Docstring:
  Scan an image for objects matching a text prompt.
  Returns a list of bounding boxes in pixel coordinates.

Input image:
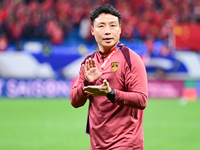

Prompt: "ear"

[91,26,94,35]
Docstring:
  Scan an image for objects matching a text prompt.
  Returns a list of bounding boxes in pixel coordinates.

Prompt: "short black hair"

[90,4,121,26]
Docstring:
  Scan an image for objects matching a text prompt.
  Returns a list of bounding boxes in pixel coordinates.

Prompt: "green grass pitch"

[0,98,199,150]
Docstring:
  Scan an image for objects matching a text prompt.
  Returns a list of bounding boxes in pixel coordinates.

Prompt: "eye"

[111,24,116,27]
[98,25,104,28]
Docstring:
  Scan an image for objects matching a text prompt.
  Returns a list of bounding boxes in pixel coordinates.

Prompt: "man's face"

[91,13,121,52]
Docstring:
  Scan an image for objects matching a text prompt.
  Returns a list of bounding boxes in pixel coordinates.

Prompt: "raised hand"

[82,58,105,82]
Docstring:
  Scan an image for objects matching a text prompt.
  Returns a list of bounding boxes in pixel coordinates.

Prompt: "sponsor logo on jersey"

[111,62,119,72]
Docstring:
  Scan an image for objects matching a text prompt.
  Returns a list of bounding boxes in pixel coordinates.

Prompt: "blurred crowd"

[0,0,200,51]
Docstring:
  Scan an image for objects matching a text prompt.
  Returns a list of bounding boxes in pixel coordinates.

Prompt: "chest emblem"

[111,62,119,72]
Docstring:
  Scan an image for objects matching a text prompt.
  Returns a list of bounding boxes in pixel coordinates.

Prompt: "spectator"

[0,0,199,48]
[0,33,8,51]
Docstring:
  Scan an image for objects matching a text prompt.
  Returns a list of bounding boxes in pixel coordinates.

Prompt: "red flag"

[174,24,200,51]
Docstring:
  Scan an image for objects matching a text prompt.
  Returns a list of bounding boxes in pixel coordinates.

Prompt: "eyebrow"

[97,21,118,24]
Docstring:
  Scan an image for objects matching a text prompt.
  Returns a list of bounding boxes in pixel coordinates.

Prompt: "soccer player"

[70,4,148,150]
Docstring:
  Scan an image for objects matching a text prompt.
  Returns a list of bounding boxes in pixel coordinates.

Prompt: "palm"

[83,79,111,96]
[86,66,103,81]
[82,58,104,82]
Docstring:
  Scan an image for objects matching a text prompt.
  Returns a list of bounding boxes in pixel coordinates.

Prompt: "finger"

[83,86,92,92]
[92,58,96,68]
[83,86,88,91]
[84,86,96,94]
[82,64,86,75]
[89,58,93,68]
[86,59,89,70]
[84,85,98,90]
[84,90,94,96]
[103,79,109,86]
[84,86,101,94]
[103,79,111,93]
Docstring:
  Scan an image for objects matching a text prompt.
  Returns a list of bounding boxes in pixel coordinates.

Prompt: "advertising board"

[0,78,71,98]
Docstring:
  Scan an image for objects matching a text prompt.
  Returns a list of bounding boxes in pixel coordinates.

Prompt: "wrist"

[84,79,96,86]
[106,88,115,103]
[107,87,112,94]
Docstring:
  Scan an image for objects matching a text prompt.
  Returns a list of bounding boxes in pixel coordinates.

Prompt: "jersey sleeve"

[114,51,148,110]
[70,65,88,108]
[70,52,97,108]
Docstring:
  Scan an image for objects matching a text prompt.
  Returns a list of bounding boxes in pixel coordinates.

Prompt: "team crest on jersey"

[111,62,119,72]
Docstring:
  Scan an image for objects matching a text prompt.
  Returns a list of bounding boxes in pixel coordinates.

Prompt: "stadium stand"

[0,0,200,47]
[0,0,200,79]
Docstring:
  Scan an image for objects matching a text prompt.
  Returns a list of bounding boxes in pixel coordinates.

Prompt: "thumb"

[103,79,109,86]
[103,79,111,93]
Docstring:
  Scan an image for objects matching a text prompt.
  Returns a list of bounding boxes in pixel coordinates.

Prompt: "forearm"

[114,89,148,110]
[70,82,88,108]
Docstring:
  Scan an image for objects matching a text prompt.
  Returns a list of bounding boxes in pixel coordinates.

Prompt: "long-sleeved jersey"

[70,42,148,150]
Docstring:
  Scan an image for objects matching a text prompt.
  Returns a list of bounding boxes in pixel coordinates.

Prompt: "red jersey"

[70,42,148,150]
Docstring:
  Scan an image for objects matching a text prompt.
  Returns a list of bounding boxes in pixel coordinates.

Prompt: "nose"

[104,26,111,35]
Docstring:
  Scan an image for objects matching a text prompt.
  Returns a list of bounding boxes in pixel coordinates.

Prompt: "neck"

[99,42,119,53]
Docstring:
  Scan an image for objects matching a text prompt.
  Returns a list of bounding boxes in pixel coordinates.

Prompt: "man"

[70,4,148,150]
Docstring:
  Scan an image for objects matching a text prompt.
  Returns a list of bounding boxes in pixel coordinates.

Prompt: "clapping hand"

[82,58,105,82]
[83,79,111,96]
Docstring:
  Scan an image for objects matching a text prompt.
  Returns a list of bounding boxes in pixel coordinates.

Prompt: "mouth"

[103,38,113,42]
